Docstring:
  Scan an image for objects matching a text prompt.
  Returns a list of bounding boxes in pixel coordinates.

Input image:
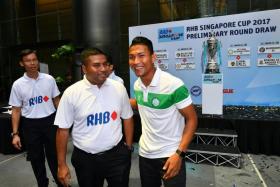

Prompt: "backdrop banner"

[129,9,280,107]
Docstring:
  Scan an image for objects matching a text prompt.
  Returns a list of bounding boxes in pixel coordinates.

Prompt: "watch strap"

[11,131,19,137]
[176,149,186,158]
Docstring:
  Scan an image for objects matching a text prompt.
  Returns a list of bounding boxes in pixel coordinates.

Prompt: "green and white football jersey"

[134,68,192,158]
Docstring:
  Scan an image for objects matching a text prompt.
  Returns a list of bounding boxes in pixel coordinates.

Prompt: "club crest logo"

[152,98,160,107]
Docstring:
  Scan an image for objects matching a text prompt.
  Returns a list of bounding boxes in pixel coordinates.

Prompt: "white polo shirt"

[134,68,192,158]
[54,76,133,154]
[9,72,60,118]
[108,71,124,84]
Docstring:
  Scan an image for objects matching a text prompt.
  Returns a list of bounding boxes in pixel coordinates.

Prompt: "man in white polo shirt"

[129,36,197,187]
[55,48,134,187]
[9,49,62,187]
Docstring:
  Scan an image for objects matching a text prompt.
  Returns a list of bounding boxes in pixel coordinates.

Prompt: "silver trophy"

[203,33,221,74]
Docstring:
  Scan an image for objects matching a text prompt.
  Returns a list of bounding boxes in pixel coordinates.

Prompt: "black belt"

[74,140,124,156]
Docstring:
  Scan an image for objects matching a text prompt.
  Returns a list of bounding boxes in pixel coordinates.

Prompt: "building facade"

[0,0,279,104]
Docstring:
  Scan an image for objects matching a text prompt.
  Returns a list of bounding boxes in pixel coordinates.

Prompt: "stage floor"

[0,142,279,187]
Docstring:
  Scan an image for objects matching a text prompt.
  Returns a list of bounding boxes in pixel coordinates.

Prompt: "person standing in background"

[9,49,62,187]
[106,55,124,84]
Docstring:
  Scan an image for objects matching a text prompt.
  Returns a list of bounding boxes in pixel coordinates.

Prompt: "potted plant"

[52,44,76,92]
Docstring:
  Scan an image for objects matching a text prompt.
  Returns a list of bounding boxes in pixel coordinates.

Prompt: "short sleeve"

[174,85,192,109]
[51,77,60,98]
[54,91,74,128]
[120,86,133,119]
[8,83,22,107]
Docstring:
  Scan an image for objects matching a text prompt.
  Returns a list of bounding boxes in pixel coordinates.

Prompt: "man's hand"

[162,153,182,180]
[58,164,71,187]
[12,135,22,150]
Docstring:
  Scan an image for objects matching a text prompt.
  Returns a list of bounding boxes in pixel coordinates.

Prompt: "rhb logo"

[29,96,49,106]
[87,111,118,126]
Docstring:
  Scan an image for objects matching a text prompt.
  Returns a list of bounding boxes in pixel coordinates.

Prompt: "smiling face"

[129,44,156,82]
[20,52,39,74]
[82,54,109,87]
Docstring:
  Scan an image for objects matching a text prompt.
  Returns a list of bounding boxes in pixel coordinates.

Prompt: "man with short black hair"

[129,36,197,187]
[9,49,62,187]
[55,47,134,187]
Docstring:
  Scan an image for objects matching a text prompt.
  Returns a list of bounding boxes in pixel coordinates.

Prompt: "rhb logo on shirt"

[87,111,118,126]
[29,96,49,106]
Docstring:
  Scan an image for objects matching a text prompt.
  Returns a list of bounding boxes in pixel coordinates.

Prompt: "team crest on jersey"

[152,98,160,107]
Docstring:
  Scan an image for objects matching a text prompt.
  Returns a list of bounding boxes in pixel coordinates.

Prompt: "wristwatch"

[127,145,134,152]
[11,131,19,137]
[124,142,134,152]
[176,149,186,158]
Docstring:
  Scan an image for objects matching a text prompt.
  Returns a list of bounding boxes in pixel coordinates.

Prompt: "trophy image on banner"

[202,32,223,115]
[203,33,222,74]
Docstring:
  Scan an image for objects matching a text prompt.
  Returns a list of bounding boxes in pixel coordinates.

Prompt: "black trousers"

[71,140,132,187]
[139,156,186,187]
[22,113,62,187]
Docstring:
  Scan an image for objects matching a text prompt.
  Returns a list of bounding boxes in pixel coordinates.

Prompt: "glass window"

[138,0,173,24]
[37,0,58,14]
[59,10,73,40]
[0,0,14,21]
[58,0,72,11]
[267,0,280,9]
[251,0,280,11]
[159,0,172,22]
[120,34,129,63]
[172,0,200,20]
[37,14,58,42]
[235,0,250,13]
[119,34,130,89]
[227,0,280,14]
[139,0,162,24]
[120,0,138,34]
[15,0,36,18]
[17,18,37,44]
[251,0,267,11]
[197,0,216,17]
[0,47,16,104]
[213,0,227,16]
[0,21,16,45]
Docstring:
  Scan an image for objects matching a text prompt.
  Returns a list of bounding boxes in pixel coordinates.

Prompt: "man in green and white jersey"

[129,36,197,187]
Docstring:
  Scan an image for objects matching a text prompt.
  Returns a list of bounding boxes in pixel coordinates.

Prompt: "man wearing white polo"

[55,48,134,187]
[129,36,197,187]
[9,49,61,187]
